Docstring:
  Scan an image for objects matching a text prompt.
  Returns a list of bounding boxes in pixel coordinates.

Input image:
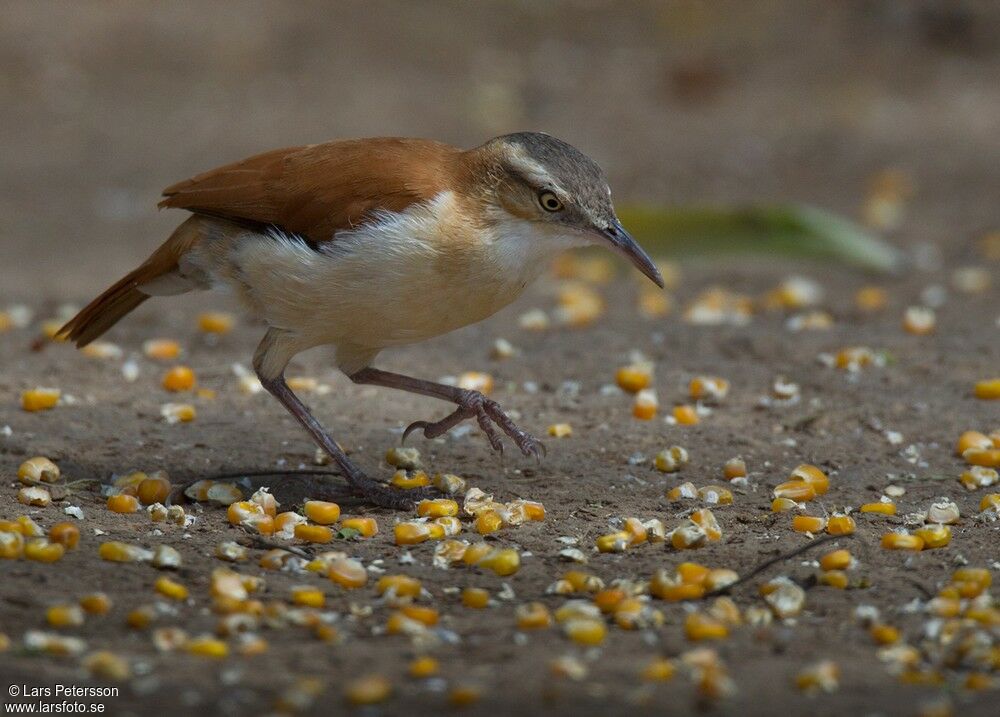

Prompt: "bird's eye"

[538,191,563,212]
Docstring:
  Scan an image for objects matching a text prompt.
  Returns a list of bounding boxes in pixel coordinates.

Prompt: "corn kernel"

[291,586,325,608]
[927,596,962,618]
[792,515,826,533]
[902,306,935,335]
[408,656,439,679]
[432,472,467,495]
[476,548,520,576]
[18,486,51,507]
[341,516,378,537]
[870,624,900,645]
[248,487,278,516]
[819,549,852,571]
[18,457,60,484]
[516,602,552,629]
[390,470,430,489]
[957,430,992,455]
[416,498,458,518]
[17,516,44,537]
[685,612,728,641]
[21,388,60,411]
[654,445,689,473]
[461,587,489,608]
[689,376,729,401]
[593,588,626,613]
[83,651,130,681]
[106,493,139,513]
[143,338,181,360]
[881,532,924,550]
[964,449,1000,468]
[160,402,196,423]
[790,464,829,494]
[46,605,84,628]
[650,573,705,602]
[771,497,801,513]
[345,675,391,705]
[960,466,999,490]
[400,604,438,626]
[563,618,606,645]
[616,364,652,393]
[860,501,896,515]
[855,286,887,311]
[690,509,722,540]
[462,542,492,566]
[187,636,228,658]
[155,576,189,601]
[795,660,840,693]
[641,657,676,682]
[818,570,849,589]
[596,530,631,553]
[632,389,658,420]
[671,523,708,550]
[723,457,747,481]
[79,593,111,615]
[667,481,698,500]
[385,446,421,469]
[826,514,856,536]
[47,522,79,550]
[198,312,234,333]
[673,404,699,425]
[162,365,196,391]
[697,485,733,505]
[704,569,739,592]
[547,422,572,438]
[302,500,341,525]
[24,539,64,562]
[377,575,422,600]
[136,474,171,505]
[327,557,367,589]
[913,524,950,549]
[394,521,431,545]
[774,480,816,502]
[457,371,493,394]
[952,567,991,589]
[126,606,156,629]
[973,379,1000,400]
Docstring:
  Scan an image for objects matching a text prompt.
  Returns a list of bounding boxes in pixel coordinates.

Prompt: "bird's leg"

[350,367,545,460]
[257,372,437,509]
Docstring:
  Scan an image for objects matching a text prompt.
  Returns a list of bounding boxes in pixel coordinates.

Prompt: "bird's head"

[467,132,663,288]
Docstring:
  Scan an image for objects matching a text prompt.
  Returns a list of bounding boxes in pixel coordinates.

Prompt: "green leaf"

[617,204,902,274]
[336,527,361,540]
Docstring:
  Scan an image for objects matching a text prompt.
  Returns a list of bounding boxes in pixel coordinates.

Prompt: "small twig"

[236,532,314,560]
[704,533,852,598]
[172,469,346,503]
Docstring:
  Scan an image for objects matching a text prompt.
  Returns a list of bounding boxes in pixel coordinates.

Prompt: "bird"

[58,132,664,508]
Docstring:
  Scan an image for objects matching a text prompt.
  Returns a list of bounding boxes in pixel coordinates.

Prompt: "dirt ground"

[2,2,999,716]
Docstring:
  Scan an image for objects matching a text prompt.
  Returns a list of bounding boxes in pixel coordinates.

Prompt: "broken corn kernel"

[48,522,79,550]
[673,404,699,425]
[547,422,572,438]
[654,445,689,473]
[303,500,341,525]
[327,558,367,589]
[632,389,658,420]
[596,530,632,553]
[46,605,84,628]
[161,402,196,423]
[723,457,747,481]
[870,624,900,645]
[563,618,606,645]
[792,515,826,533]
[294,524,333,543]
[162,366,196,391]
[143,338,181,360]
[21,388,60,411]
[902,306,936,335]
[341,516,378,537]
[476,548,520,576]
[685,612,728,641]
[774,480,816,502]
[18,457,60,483]
[689,376,729,401]
[391,470,430,489]
[457,371,493,394]
[516,602,552,629]
[416,499,458,518]
[881,532,924,550]
[690,509,722,540]
[790,464,829,494]
[394,522,431,545]
[913,524,951,549]
[408,656,439,679]
[826,514,856,536]
[818,570,848,589]
[24,540,64,562]
[18,486,51,507]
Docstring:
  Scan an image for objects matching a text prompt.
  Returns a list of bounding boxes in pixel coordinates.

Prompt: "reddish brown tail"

[57,216,205,347]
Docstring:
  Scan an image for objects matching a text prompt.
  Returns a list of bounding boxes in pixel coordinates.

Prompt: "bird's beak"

[598,220,664,288]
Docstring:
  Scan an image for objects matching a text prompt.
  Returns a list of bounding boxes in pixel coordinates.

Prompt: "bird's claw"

[401,390,545,460]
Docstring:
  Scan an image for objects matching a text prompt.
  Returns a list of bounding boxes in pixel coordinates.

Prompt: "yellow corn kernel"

[197,312,234,333]
[632,389,658,420]
[795,660,840,693]
[860,501,896,515]
[291,586,325,608]
[341,516,378,537]
[596,530,632,553]
[462,587,490,609]
[651,577,705,602]
[957,430,992,456]
[248,487,278,516]
[106,493,139,514]
[817,570,848,589]
[433,516,462,536]
[689,376,729,401]
[186,636,229,658]
[476,548,520,576]
[771,497,801,513]
[913,524,950,549]
[399,605,438,627]
[546,422,573,438]
[792,515,826,533]
[640,657,676,682]
[671,524,708,550]
[162,365,196,392]
[855,286,887,311]
[294,524,333,544]
[302,500,341,525]
[979,494,1000,512]
[327,558,368,589]
[952,567,991,589]
[160,402,196,423]
[47,522,79,550]
[616,364,653,393]
[723,457,747,481]
[448,686,482,708]
[345,675,391,705]
[667,481,698,500]
[960,466,999,489]
[870,624,899,645]
[881,532,924,550]
[622,516,648,545]
[416,498,458,519]
[515,602,552,629]
[462,542,492,566]
[592,588,626,614]
[654,445,689,473]
[790,464,829,495]
[408,656,439,679]
[826,514,856,536]
[155,576,189,601]
[432,472,467,495]
[774,480,816,502]
[685,612,728,641]
[704,569,739,592]
[18,456,60,484]
[126,606,156,629]
[24,539,65,562]
[385,446,421,469]
[457,371,493,394]
[673,404,699,425]
[964,449,1000,468]
[17,516,44,537]
[394,521,432,545]
[21,388,60,411]
[563,618,606,645]
[46,605,84,628]
[819,549,852,571]
[698,485,733,505]
[973,378,1000,400]
[79,593,111,615]
[902,306,935,335]
[82,650,130,681]
[18,486,51,507]
[691,509,722,541]
[143,338,181,360]
[927,596,962,618]
[391,470,431,489]
[377,575,422,599]
[136,474,171,505]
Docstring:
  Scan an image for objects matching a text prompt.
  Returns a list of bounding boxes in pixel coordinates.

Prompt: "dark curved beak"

[599,220,664,288]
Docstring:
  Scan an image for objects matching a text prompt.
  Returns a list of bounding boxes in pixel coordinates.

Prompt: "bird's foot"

[402,390,545,460]
[337,468,441,509]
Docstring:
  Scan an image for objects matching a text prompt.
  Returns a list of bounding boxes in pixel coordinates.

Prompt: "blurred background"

[1,0,998,296]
